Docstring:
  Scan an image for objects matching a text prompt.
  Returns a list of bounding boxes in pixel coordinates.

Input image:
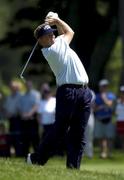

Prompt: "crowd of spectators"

[85,79,124,159]
[0,79,124,159]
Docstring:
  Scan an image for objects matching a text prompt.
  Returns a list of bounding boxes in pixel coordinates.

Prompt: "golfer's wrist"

[55,18,63,26]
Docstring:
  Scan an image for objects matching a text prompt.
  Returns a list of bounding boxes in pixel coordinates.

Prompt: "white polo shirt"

[38,97,56,125]
[42,35,89,86]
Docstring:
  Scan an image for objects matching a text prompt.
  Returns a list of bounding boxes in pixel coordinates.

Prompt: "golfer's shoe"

[27,153,32,164]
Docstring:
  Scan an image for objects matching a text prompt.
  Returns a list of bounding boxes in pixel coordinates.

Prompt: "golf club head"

[20,75,26,83]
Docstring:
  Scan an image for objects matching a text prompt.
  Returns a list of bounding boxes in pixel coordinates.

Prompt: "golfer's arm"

[55,19,74,44]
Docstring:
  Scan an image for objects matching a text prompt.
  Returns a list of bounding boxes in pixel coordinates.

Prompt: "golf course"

[0,150,123,180]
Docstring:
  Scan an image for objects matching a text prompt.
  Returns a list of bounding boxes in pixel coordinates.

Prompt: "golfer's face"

[38,32,55,47]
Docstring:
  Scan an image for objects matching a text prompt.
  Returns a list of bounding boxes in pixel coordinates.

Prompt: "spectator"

[115,85,124,150]
[94,79,116,158]
[85,90,95,158]
[38,83,56,138]
[18,80,40,157]
[38,83,66,156]
[0,123,10,157]
[4,81,22,157]
[26,80,41,101]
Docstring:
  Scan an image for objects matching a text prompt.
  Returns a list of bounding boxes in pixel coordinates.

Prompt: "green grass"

[0,150,124,180]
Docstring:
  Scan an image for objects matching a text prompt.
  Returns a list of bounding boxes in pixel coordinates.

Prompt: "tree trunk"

[119,0,124,85]
[88,17,118,90]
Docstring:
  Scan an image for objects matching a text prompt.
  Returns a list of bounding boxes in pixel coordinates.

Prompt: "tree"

[88,0,118,90]
[119,0,124,85]
[0,0,120,89]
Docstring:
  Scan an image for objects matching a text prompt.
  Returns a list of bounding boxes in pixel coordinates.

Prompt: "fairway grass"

[0,151,124,180]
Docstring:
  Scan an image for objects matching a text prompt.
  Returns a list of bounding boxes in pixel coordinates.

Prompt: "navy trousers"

[31,85,92,169]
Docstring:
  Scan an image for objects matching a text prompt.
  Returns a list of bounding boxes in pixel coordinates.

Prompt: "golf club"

[20,41,38,81]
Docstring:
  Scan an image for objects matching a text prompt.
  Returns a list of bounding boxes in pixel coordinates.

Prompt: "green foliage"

[96,0,110,17]
[0,0,120,88]
[0,0,54,85]
[105,38,122,94]
[0,78,10,96]
[0,0,12,39]
[0,84,10,96]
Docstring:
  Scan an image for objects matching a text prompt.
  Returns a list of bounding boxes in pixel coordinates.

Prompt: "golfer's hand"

[45,17,60,26]
[45,11,59,25]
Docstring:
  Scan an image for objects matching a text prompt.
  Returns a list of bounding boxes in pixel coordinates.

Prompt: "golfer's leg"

[66,107,90,169]
[31,87,70,165]
[66,88,92,169]
[31,116,68,165]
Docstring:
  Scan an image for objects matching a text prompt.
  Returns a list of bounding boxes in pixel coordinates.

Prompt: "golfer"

[27,13,92,169]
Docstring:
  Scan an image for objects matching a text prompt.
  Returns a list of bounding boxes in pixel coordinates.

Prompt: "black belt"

[59,84,88,89]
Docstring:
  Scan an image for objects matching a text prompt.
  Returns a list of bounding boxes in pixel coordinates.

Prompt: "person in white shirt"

[85,90,95,158]
[38,83,56,137]
[115,85,124,150]
[27,13,92,169]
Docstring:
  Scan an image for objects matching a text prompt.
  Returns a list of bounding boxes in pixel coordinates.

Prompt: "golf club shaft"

[20,41,38,78]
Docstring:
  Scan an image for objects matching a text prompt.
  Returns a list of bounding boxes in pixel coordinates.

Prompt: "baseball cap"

[120,85,124,92]
[99,79,109,86]
[34,24,56,39]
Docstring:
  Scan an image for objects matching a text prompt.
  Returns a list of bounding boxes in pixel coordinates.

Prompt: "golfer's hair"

[34,23,46,39]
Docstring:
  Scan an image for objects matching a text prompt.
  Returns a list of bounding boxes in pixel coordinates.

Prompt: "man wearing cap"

[27,13,92,169]
[94,79,116,158]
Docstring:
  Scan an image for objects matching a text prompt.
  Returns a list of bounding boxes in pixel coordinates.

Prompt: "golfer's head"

[34,23,56,47]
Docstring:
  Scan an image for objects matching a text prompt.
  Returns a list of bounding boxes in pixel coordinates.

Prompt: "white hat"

[120,85,124,92]
[99,79,109,86]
